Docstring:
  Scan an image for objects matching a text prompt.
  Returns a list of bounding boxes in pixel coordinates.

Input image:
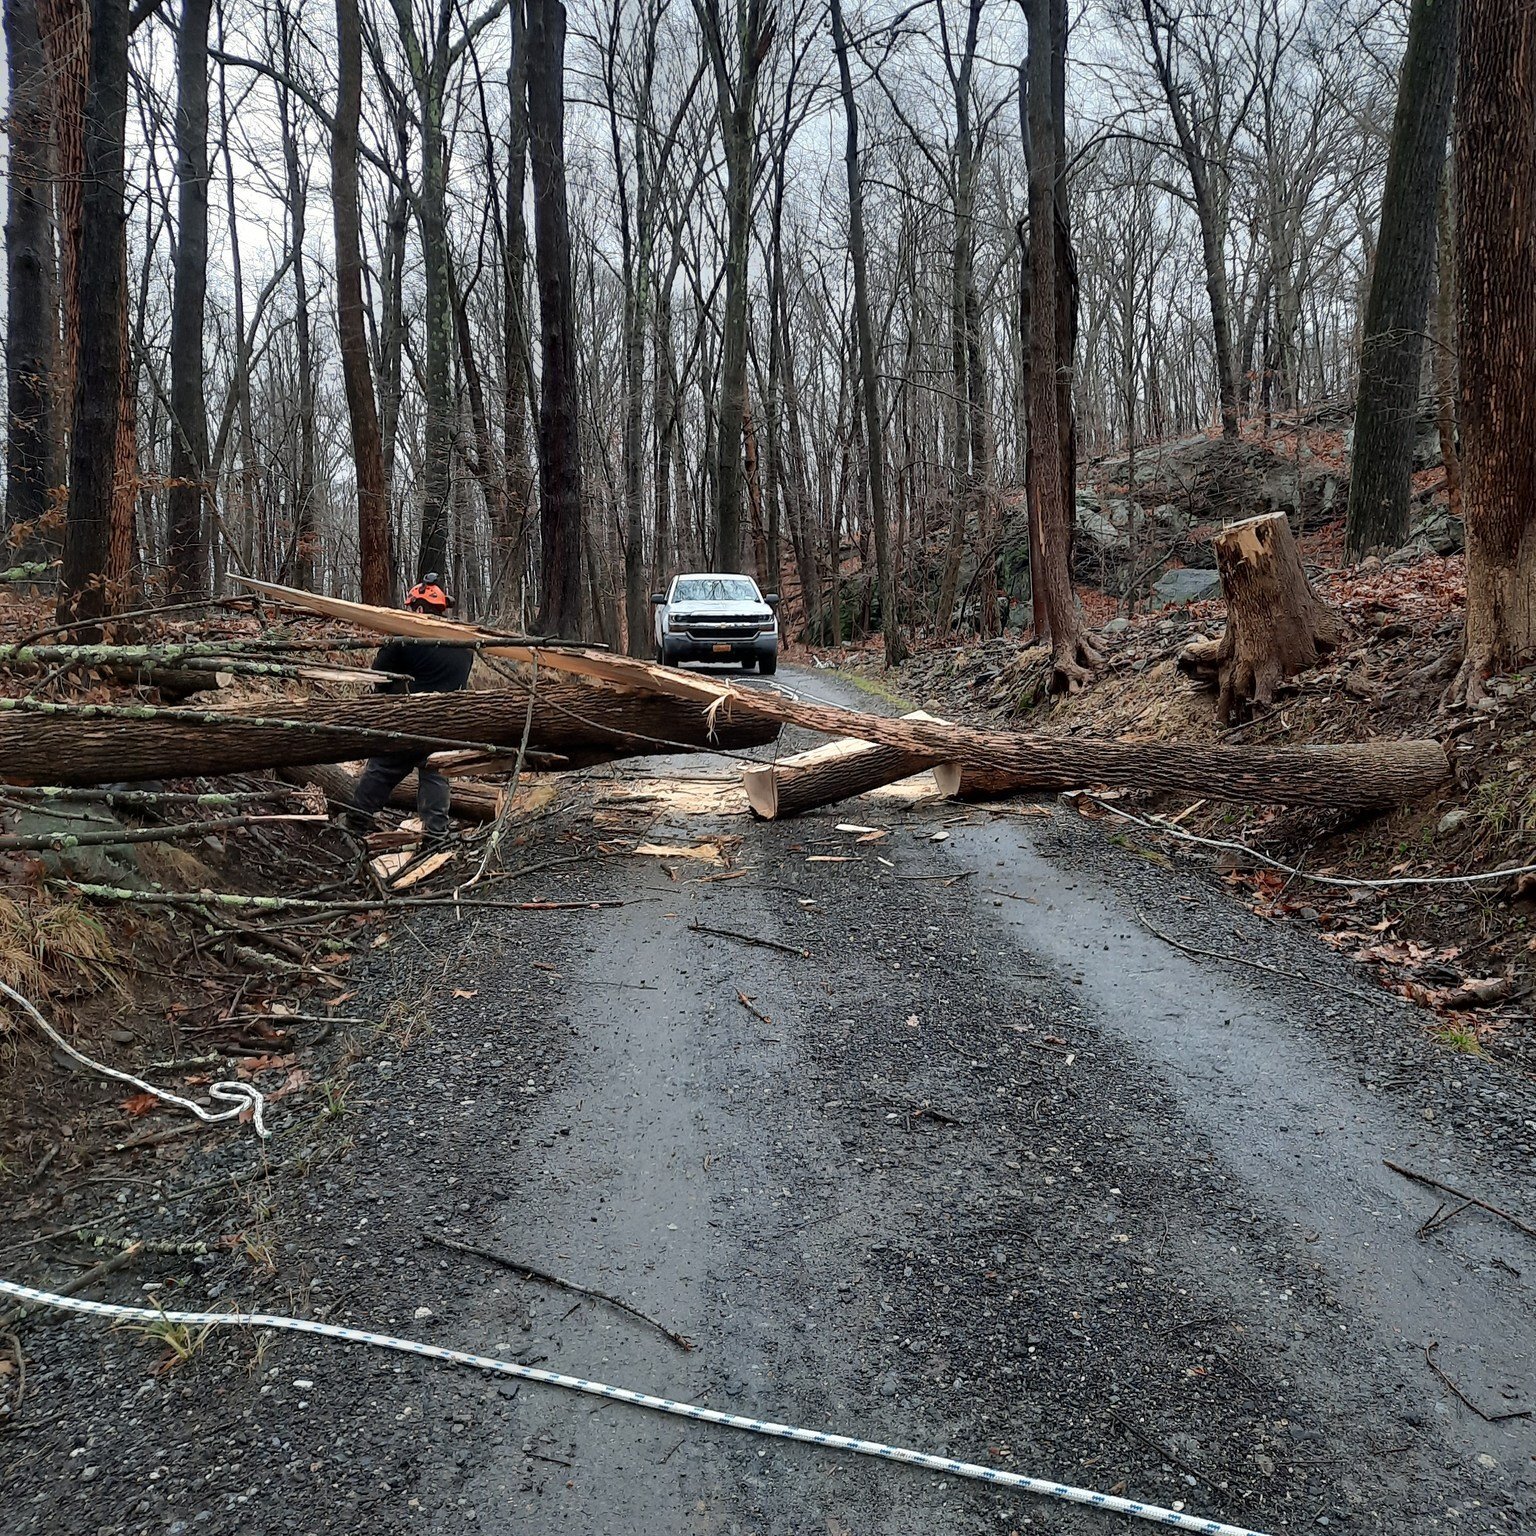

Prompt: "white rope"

[1081,794,1536,891]
[0,1280,1272,1536]
[0,978,268,1138]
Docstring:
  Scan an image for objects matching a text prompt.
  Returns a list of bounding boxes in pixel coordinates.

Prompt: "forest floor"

[3,667,1534,1536]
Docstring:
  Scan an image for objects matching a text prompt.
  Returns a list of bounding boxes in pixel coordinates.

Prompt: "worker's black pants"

[353,752,452,837]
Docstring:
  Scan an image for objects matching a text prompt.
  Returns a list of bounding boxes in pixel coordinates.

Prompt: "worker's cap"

[406,578,449,612]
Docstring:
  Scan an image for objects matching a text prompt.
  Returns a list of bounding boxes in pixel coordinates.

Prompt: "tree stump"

[1177,512,1341,723]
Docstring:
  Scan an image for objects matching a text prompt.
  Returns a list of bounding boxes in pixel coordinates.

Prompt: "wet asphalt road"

[5,664,1535,1536]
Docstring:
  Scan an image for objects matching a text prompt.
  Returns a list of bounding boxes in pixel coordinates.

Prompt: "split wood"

[421,1231,694,1352]
[1133,910,1387,1006]
[0,1242,144,1329]
[1423,1341,1531,1423]
[688,920,808,958]
[1383,1159,1536,1244]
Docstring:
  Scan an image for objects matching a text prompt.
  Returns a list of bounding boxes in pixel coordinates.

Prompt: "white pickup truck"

[651,573,780,674]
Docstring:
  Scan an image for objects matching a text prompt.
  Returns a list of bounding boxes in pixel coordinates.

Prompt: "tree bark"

[694,0,769,574]
[167,0,212,600]
[333,0,395,605]
[4,0,54,558]
[721,690,1447,811]
[1344,0,1460,558]
[1024,0,1097,690]
[0,684,780,787]
[500,0,534,622]
[526,0,585,637]
[56,0,129,630]
[1451,0,1536,704]
[831,0,904,665]
[1176,512,1341,723]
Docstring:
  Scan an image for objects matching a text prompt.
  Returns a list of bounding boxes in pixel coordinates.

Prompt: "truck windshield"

[673,577,760,602]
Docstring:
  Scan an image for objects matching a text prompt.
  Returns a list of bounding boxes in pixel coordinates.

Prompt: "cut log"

[1176,513,1342,723]
[743,711,954,819]
[279,763,506,822]
[0,684,779,787]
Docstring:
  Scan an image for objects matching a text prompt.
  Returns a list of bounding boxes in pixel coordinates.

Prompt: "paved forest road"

[7,666,1535,1536]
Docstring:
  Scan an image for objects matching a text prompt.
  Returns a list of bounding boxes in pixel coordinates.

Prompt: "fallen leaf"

[452,988,479,1000]
[120,1093,160,1117]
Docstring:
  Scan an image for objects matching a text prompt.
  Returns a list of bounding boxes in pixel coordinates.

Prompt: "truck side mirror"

[765,594,781,606]
[650,592,666,604]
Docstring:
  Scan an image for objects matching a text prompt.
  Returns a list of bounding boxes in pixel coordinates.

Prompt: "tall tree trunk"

[416,92,452,578]
[501,0,533,621]
[39,0,85,477]
[526,0,584,637]
[167,0,211,599]
[333,0,395,604]
[1450,0,1536,704]
[694,0,769,574]
[1025,0,1097,691]
[56,0,127,629]
[4,0,54,559]
[831,0,904,665]
[1345,0,1460,559]
[1434,158,1463,527]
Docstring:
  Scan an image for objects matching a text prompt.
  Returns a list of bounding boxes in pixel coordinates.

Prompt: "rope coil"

[0,979,268,1138]
[0,1280,1271,1536]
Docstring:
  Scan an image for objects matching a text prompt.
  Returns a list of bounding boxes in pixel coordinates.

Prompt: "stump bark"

[1177,513,1341,722]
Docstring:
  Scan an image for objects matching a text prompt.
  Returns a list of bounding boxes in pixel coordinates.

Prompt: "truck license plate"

[713,643,732,654]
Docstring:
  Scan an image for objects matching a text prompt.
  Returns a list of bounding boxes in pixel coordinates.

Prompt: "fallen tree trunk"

[743,711,953,818]
[239,578,1450,810]
[0,685,779,787]
[712,693,1449,811]
[1177,513,1342,722]
[281,762,505,822]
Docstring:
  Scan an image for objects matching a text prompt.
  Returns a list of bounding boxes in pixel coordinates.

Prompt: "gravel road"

[4,665,1533,1536]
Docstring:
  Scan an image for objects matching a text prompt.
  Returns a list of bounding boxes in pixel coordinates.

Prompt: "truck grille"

[683,618,762,641]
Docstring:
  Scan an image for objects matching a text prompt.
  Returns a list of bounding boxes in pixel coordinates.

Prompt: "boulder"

[1149,568,1222,609]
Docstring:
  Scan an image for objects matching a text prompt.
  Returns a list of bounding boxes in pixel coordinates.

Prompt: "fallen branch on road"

[1424,1341,1531,1423]
[688,920,808,958]
[1384,1160,1536,1245]
[421,1231,694,1352]
[1133,910,1388,1006]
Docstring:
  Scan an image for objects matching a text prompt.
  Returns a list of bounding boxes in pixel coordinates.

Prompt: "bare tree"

[334,0,396,604]
[830,0,904,664]
[1345,0,1459,558]
[527,0,584,636]
[693,0,774,573]
[166,0,212,598]
[1450,0,1536,704]
[3,0,54,557]
[1138,0,1265,439]
[57,0,130,626]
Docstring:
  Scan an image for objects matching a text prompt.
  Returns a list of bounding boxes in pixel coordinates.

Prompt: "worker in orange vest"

[348,575,473,845]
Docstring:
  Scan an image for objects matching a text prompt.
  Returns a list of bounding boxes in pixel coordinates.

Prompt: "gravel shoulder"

[3,665,1533,1535]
